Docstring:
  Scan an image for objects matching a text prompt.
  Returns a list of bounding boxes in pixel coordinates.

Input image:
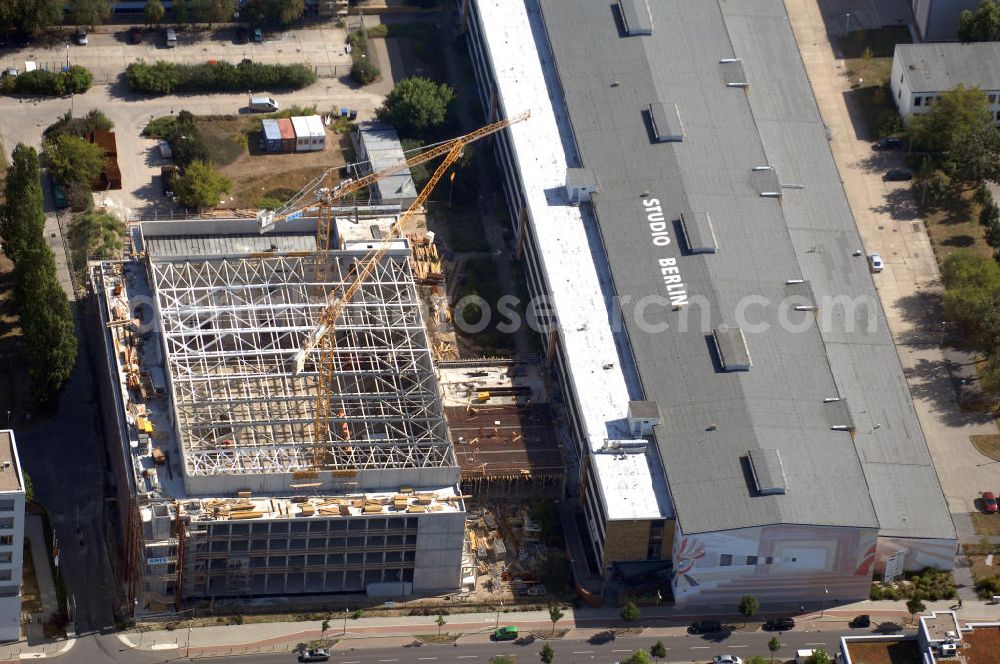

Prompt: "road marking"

[613,650,634,653]
[572,651,594,654]
[457,657,478,660]
[807,642,826,646]
[691,646,709,649]
[731,645,748,648]
[342,661,361,663]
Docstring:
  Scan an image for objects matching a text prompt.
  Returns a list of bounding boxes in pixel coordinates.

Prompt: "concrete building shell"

[90,214,465,611]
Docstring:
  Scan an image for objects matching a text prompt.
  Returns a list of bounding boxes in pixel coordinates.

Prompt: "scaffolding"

[149,245,454,477]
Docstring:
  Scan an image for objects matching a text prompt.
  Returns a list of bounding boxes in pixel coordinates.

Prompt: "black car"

[688,620,724,634]
[873,136,903,151]
[234,26,249,44]
[128,27,143,44]
[849,614,871,629]
[763,617,795,631]
[883,168,913,182]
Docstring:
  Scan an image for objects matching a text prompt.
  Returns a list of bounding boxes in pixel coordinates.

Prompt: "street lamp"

[845,12,851,35]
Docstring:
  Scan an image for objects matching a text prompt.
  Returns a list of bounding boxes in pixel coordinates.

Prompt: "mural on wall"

[671,522,879,604]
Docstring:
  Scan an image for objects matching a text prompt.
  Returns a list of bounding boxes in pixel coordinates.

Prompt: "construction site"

[87,115,568,613]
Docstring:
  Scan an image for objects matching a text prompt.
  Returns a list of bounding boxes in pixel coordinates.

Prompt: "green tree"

[940,251,1000,350]
[191,0,232,26]
[144,0,165,26]
[43,134,105,190]
[174,160,231,209]
[548,603,563,635]
[619,602,640,632]
[320,618,330,640]
[907,85,1000,182]
[807,649,832,664]
[435,613,446,636]
[376,77,456,137]
[1,144,46,262]
[738,594,759,626]
[0,0,62,34]
[70,0,111,27]
[539,642,554,664]
[23,471,33,503]
[271,0,305,25]
[173,0,189,24]
[906,596,927,624]
[650,641,666,663]
[619,650,652,664]
[768,636,781,664]
[959,0,1000,42]
[351,59,380,86]
[13,244,77,402]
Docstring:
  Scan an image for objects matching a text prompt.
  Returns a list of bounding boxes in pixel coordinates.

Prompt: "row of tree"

[0,145,77,403]
[0,0,306,34]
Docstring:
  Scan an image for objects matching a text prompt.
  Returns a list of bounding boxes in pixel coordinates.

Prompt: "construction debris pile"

[466,505,549,598]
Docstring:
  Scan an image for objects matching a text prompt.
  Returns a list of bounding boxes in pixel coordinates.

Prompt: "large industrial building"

[462,0,957,608]
[91,215,465,611]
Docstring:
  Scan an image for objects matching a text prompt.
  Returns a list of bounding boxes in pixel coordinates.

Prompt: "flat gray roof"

[539,0,954,539]
[896,42,1000,93]
[0,431,23,493]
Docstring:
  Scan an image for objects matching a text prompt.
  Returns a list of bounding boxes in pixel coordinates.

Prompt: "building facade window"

[990,94,998,104]
[914,96,922,106]
[746,555,758,566]
[719,554,732,566]
[646,520,664,560]
[0,536,12,547]
[0,501,13,512]
[0,553,11,564]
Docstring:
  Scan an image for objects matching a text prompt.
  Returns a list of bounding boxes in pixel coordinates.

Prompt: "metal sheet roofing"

[537,0,954,539]
[896,42,1000,93]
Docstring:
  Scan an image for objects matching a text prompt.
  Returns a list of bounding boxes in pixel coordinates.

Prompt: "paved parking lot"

[785,0,999,529]
[0,25,354,82]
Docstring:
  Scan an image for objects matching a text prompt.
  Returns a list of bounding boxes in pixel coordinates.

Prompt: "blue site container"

[260,119,282,152]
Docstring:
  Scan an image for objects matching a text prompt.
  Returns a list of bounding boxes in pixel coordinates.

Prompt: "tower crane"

[269,112,530,472]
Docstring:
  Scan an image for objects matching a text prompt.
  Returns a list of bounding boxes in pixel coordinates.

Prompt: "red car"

[984,492,998,513]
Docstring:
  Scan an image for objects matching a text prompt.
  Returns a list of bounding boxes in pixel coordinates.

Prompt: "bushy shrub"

[351,59,380,85]
[142,111,209,169]
[124,59,316,95]
[2,66,93,96]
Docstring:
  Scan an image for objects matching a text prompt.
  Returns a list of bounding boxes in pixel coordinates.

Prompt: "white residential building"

[891,43,1000,123]
[0,431,26,642]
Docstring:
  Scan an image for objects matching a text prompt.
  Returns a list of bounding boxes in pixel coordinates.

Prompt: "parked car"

[73,29,88,45]
[252,26,264,42]
[713,656,743,664]
[128,27,143,44]
[867,252,883,273]
[248,95,279,112]
[689,620,724,634]
[872,136,903,151]
[298,649,330,663]
[234,26,249,44]
[984,491,998,513]
[1,67,17,78]
[849,614,871,629]
[763,617,795,631]
[165,27,177,48]
[883,167,913,181]
[51,181,69,209]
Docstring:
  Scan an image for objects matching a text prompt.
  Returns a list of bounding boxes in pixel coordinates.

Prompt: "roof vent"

[713,327,752,371]
[648,101,684,142]
[748,448,786,495]
[721,58,748,87]
[824,398,855,431]
[627,400,660,437]
[601,439,649,454]
[679,211,717,254]
[618,0,653,35]
[565,167,598,205]
[751,166,781,198]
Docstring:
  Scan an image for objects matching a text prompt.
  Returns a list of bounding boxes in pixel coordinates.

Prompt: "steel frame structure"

[150,247,453,477]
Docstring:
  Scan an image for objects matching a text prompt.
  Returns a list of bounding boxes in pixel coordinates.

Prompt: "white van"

[165,28,177,48]
[249,96,279,112]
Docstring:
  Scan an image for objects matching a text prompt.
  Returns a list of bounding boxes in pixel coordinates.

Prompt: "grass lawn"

[972,434,1000,461]
[972,512,1000,536]
[194,116,248,167]
[923,187,992,262]
[837,27,910,139]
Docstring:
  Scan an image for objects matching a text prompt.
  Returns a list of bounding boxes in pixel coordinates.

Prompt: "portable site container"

[277,118,295,152]
[291,116,311,152]
[305,114,326,151]
[260,119,282,152]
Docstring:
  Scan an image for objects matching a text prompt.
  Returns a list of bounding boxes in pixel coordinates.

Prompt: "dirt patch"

[972,434,1000,461]
[195,117,248,168]
[219,133,350,209]
[845,640,921,664]
[972,512,1000,536]
[415,633,460,644]
[924,188,992,262]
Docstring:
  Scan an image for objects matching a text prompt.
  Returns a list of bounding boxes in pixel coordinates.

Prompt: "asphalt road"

[57,627,884,664]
